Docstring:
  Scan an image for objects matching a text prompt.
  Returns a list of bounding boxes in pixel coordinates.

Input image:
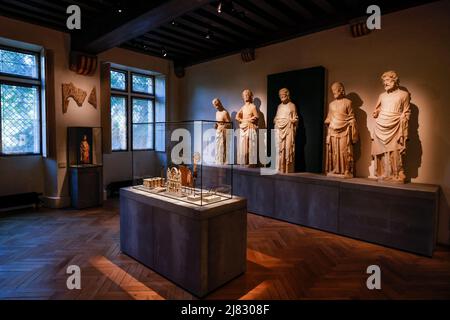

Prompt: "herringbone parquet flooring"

[0,200,449,300]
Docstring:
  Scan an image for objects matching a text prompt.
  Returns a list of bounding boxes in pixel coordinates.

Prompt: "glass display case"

[67,127,103,209]
[67,127,103,167]
[132,121,234,206]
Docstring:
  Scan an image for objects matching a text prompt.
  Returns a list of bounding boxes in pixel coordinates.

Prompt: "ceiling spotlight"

[161,48,168,57]
[217,1,234,14]
[171,20,177,26]
[205,30,212,39]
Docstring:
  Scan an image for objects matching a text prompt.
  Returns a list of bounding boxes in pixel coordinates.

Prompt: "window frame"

[131,72,155,95]
[0,44,41,81]
[110,93,129,153]
[110,68,128,93]
[110,68,155,152]
[0,45,42,157]
[131,96,155,152]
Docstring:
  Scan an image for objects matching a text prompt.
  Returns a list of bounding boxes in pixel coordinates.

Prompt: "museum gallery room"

[0,0,449,301]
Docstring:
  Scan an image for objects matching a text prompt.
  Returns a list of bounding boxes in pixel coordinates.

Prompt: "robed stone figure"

[372,71,411,183]
[324,82,358,178]
[274,88,298,173]
[236,89,258,166]
[212,98,232,165]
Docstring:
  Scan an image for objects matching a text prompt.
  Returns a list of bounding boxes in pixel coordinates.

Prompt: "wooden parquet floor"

[0,200,449,300]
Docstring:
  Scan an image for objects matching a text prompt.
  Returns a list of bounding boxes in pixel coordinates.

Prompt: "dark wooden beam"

[186,11,254,41]
[200,5,263,35]
[131,38,193,57]
[2,0,65,21]
[310,0,335,14]
[177,16,238,44]
[140,33,203,54]
[150,30,213,50]
[161,24,226,47]
[76,0,213,54]
[231,1,278,30]
[279,0,314,20]
[240,0,298,26]
[0,4,66,30]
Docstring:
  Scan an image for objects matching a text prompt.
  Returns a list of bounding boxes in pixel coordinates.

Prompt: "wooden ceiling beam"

[0,4,66,29]
[74,0,213,54]
[310,0,336,14]
[200,5,263,35]
[177,16,237,44]
[278,0,314,20]
[160,24,225,47]
[238,0,297,27]
[149,30,213,50]
[2,0,66,21]
[231,1,278,30]
[187,11,254,41]
[140,33,203,54]
[131,38,193,57]
[121,42,180,60]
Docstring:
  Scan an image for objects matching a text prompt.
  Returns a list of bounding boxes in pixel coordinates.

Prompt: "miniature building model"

[166,167,182,196]
[143,177,164,189]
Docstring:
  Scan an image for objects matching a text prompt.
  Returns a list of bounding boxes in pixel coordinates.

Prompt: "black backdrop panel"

[267,66,326,173]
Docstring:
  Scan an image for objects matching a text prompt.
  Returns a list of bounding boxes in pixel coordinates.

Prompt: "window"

[110,69,155,151]
[111,96,127,151]
[0,46,41,155]
[131,73,154,95]
[132,98,154,150]
[110,70,126,91]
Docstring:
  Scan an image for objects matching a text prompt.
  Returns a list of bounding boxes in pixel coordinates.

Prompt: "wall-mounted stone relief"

[62,82,87,114]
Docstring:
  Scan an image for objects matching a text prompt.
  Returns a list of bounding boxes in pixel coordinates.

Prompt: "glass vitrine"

[132,120,233,206]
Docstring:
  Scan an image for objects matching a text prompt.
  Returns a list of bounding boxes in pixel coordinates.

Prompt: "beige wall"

[0,16,177,204]
[178,1,450,244]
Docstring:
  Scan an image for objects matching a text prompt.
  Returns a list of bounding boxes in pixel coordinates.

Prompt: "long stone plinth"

[202,165,439,256]
[119,187,247,297]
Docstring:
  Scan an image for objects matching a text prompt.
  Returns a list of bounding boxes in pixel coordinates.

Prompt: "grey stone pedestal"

[120,187,247,297]
[202,165,439,256]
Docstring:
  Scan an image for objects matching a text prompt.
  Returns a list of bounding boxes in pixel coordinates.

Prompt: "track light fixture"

[161,48,168,57]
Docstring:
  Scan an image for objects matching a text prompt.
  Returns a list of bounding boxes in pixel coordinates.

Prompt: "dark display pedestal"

[203,165,439,257]
[120,187,247,297]
[69,165,103,209]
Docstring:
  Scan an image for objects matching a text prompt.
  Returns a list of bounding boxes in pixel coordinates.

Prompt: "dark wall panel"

[267,66,326,173]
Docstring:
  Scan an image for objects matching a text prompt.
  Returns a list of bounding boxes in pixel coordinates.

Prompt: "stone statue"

[212,98,232,165]
[274,88,298,173]
[236,89,258,166]
[324,82,359,178]
[372,71,411,183]
[80,134,90,164]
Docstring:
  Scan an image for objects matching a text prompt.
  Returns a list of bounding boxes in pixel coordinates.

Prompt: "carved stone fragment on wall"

[62,82,87,114]
[88,87,97,109]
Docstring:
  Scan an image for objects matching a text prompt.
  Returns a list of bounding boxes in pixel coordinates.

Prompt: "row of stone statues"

[213,70,411,183]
